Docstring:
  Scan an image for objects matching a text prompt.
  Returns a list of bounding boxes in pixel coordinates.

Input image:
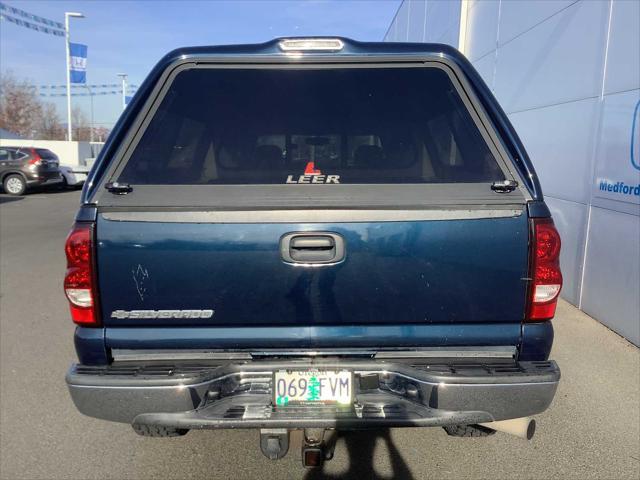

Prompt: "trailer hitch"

[259,428,336,468]
[302,428,335,468]
[259,429,289,460]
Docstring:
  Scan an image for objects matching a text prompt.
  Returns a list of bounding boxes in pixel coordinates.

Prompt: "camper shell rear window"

[116,66,508,186]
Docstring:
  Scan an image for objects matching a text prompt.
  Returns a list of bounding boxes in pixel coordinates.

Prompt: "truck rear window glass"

[35,149,57,159]
[118,67,505,185]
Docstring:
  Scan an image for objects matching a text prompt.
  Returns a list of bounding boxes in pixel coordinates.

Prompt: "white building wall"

[385,0,640,345]
[384,0,460,45]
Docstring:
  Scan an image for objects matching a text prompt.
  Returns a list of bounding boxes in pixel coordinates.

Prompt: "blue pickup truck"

[64,38,562,466]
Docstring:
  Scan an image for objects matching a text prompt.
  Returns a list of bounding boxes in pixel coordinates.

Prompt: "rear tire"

[443,424,496,437]
[132,424,189,437]
[59,176,69,190]
[3,174,26,196]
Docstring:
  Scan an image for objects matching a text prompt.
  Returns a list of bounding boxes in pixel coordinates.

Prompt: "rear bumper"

[61,171,86,186]
[66,359,560,429]
[67,170,89,185]
[26,171,62,186]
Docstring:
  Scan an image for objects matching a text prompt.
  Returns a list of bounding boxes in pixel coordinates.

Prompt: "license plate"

[273,370,352,406]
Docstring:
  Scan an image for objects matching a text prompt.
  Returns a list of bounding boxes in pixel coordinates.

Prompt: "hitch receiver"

[302,428,335,468]
[259,429,290,460]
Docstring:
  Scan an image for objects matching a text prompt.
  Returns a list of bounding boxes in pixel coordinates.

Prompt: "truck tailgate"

[97,210,529,328]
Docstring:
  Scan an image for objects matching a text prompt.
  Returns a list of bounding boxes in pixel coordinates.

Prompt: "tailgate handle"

[291,236,334,250]
[280,232,345,264]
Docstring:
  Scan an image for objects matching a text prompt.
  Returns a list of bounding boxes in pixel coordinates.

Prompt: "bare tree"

[1,72,105,142]
[0,72,42,138]
[72,105,92,141]
[93,126,111,142]
[37,103,65,140]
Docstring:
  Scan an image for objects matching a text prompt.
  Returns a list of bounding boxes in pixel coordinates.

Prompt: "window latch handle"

[491,180,518,193]
[105,182,133,195]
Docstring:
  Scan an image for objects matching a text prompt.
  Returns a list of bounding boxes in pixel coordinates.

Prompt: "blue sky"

[1,0,400,129]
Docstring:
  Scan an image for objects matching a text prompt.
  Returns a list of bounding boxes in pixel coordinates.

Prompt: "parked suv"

[65,38,562,467]
[0,147,62,195]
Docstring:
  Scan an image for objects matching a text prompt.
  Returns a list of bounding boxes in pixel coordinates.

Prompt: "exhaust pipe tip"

[527,419,536,440]
[479,417,536,440]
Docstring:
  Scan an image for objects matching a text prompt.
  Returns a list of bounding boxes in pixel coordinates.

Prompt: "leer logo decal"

[286,162,340,184]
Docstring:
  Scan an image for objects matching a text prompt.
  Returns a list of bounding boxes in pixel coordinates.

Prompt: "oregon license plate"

[273,370,352,406]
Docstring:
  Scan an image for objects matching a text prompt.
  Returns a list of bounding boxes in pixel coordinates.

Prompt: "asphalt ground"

[0,190,638,480]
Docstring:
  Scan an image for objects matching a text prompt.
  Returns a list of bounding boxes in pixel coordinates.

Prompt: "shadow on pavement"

[304,429,414,480]
[0,187,81,201]
[0,195,24,204]
[32,185,81,195]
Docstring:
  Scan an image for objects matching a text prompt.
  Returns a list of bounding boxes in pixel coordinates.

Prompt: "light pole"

[65,11,84,141]
[117,73,128,111]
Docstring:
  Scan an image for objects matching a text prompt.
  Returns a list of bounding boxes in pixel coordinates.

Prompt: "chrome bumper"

[66,359,560,428]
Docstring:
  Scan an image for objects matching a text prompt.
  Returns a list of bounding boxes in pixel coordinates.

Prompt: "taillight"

[527,218,563,321]
[64,223,100,326]
[28,148,42,165]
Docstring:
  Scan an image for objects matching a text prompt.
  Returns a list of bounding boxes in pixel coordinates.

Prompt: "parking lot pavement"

[0,190,638,480]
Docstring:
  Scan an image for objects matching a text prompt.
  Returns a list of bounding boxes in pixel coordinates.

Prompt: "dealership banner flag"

[0,2,63,29]
[37,83,139,90]
[0,2,64,36]
[69,43,88,84]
